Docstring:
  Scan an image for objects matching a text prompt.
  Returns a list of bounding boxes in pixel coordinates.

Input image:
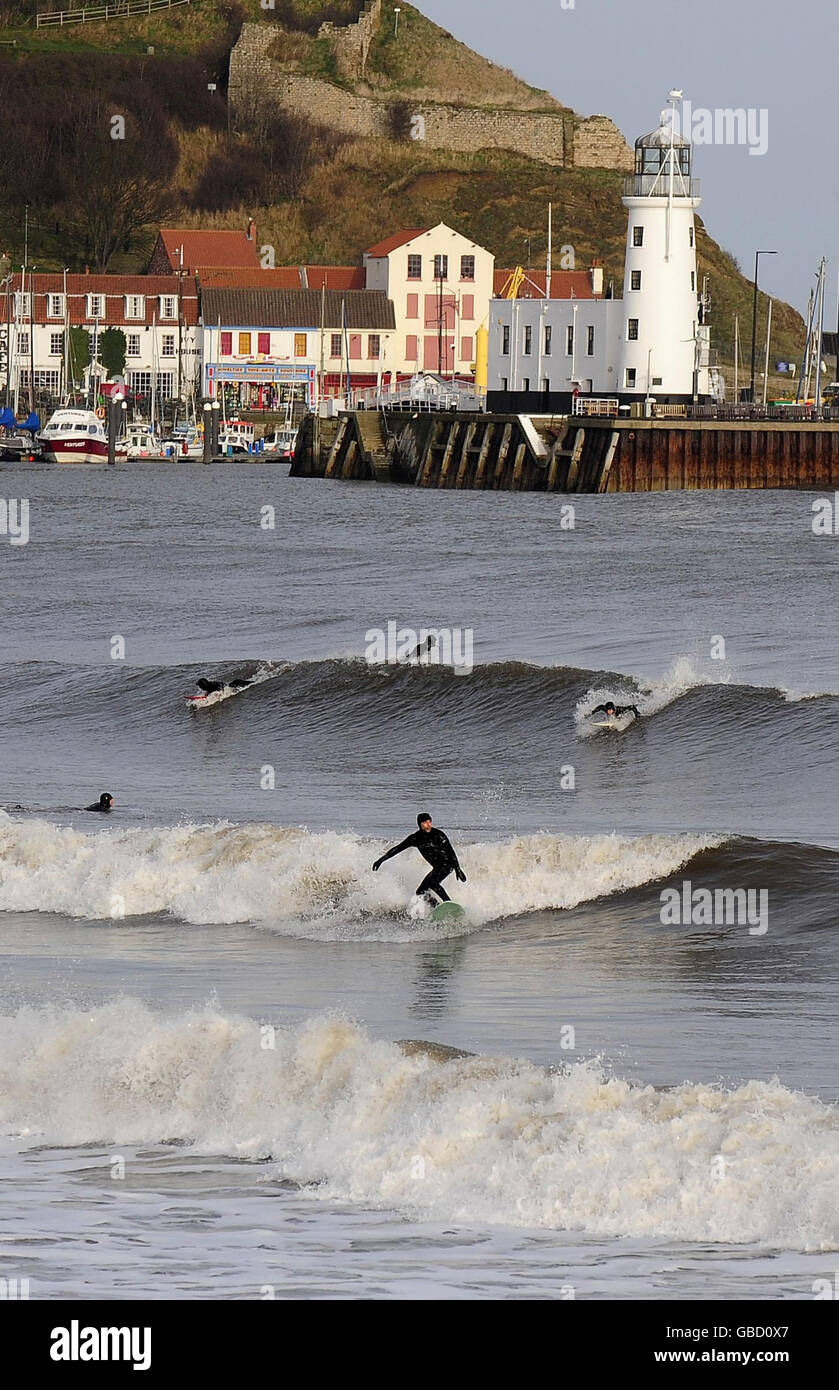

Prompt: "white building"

[363,224,495,379]
[488,99,715,411]
[2,274,201,410]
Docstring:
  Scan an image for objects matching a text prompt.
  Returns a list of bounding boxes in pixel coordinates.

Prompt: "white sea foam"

[0,812,719,938]
[1,1001,837,1250]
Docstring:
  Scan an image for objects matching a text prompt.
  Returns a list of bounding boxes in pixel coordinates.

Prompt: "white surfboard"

[186,683,253,710]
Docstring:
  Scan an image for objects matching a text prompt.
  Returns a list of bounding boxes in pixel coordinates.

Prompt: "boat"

[125,421,166,460]
[0,406,41,461]
[261,424,298,460]
[39,408,127,465]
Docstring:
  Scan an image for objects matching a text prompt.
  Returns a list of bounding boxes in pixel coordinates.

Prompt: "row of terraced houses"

[1,220,605,415]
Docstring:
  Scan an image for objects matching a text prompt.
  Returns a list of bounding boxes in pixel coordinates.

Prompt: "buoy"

[96,406,106,419]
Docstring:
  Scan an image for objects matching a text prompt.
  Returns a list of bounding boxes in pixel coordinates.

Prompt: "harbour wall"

[291,412,839,491]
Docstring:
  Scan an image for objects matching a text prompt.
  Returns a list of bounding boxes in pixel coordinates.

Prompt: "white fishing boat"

[39,408,126,465]
[126,421,165,460]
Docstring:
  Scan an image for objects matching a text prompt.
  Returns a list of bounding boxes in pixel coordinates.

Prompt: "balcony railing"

[623,174,701,199]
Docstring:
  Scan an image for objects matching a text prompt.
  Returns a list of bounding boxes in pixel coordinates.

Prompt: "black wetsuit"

[375,828,463,902]
[197,677,252,694]
[592,703,640,721]
[85,798,113,813]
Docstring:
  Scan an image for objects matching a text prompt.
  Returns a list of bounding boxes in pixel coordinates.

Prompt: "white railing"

[573,397,619,417]
[36,0,190,28]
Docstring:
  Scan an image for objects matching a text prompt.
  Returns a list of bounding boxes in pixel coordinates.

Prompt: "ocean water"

[1,461,838,1300]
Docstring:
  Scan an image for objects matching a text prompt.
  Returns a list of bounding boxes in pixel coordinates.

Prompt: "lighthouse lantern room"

[619,91,705,403]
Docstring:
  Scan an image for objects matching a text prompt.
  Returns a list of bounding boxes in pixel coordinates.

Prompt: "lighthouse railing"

[623,174,701,198]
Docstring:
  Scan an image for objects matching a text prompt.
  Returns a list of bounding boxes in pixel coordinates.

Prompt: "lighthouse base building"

[487,101,721,414]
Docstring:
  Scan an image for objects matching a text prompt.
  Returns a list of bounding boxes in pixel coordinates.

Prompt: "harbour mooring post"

[107,392,126,466]
[202,400,213,464]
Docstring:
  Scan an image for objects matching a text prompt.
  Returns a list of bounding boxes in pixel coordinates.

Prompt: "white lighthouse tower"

[619,92,705,403]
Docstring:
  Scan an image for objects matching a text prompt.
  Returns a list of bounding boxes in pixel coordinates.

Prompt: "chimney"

[590,263,604,297]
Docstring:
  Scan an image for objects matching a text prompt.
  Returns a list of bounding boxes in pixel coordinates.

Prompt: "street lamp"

[750,250,777,402]
[393,7,401,37]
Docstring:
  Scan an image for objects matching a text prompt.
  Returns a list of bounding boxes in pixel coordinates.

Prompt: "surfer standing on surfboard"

[372,813,466,905]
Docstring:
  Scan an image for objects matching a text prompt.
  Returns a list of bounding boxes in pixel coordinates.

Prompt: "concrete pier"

[291,411,839,491]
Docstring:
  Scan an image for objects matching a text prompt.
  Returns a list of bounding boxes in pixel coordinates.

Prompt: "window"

[523,325,532,355]
[461,336,473,362]
[156,373,174,399]
[689,227,695,247]
[627,319,639,341]
[460,255,475,281]
[501,377,508,392]
[633,226,644,247]
[461,293,474,321]
[502,324,510,355]
[330,333,342,358]
[368,334,381,359]
[130,371,152,396]
[161,334,175,358]
[587,325,595,356]
[631,270,642,291]
[221,332,232,356]
[86,294,104,319]
[18,368,59,393]
[544,325,552,356]
[433,254,448,281]
[407,254,422,280]
[406,293,419,319]
[294,333,307,358]
[406,334,418,361]
[522,378,530,392]
[159,296,177,321]
[125,295,145,319]
[625,368,637,388]
[258,332,270,355]
[49,332,63,357]
[47,294,64,319]
[238,332,252,355]
[17,331,29,355]
[652,376,663,386]
[126,334,141,358]
[566,325,574,356]
[14,292,30,318]
[691,272,696,291]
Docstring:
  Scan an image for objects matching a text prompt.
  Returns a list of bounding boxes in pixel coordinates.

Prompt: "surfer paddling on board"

[591,701,640,723]
[196,676,253,695]
[85,792,114,813]
[373,813,466,905]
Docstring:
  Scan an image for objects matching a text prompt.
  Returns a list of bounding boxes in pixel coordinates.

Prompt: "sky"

[419,0,839,321]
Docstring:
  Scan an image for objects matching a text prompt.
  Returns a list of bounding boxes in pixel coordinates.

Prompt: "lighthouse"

[619,92,703,403]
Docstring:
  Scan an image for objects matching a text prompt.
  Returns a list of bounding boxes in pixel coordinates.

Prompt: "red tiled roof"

[304,266,366,290]
[494,268,600,300]
[198,266,366,291]
[23,274,199,326]
[365,229,427,259]
[157,228,261,273]
[199,268,304,289]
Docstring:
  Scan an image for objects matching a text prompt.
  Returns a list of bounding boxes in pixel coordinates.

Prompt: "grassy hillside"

[0,0,806,391]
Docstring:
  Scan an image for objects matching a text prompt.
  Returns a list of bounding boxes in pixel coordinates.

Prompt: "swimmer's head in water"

[417,812,432,830]
[100,793,114,808]
[604,703,616,715]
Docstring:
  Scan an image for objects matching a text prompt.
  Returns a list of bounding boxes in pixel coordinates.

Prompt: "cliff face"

[229,18,633,172]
